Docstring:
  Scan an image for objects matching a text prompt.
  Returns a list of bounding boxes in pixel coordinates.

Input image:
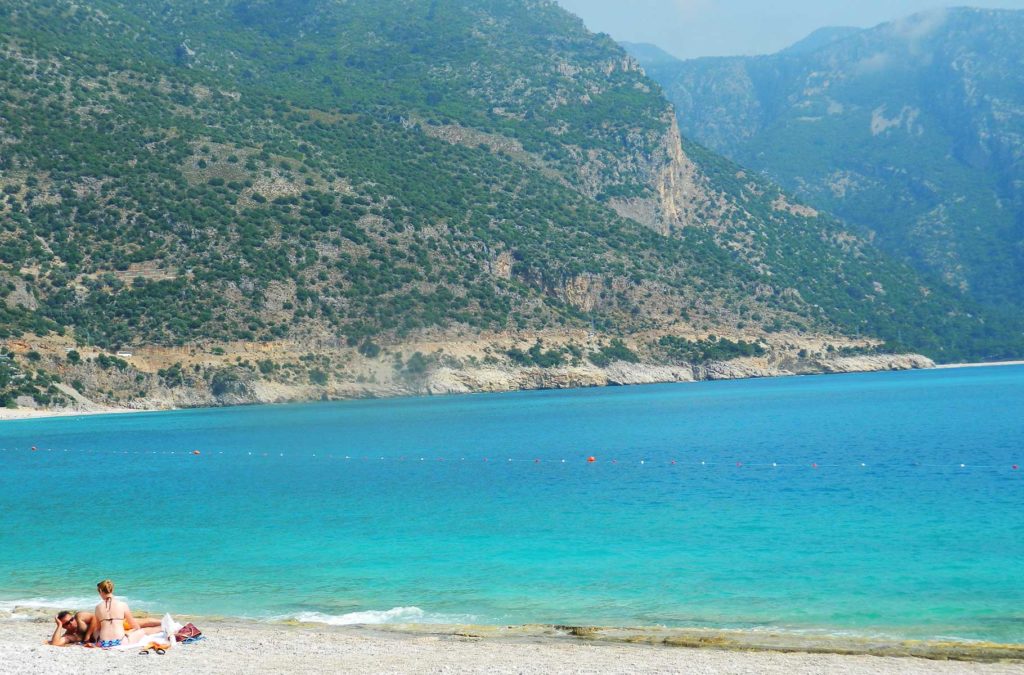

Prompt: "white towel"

[107,614,183,651]
[108,630,169,650]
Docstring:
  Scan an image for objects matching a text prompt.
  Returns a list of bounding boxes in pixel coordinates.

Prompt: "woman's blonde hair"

[96,579,114,594]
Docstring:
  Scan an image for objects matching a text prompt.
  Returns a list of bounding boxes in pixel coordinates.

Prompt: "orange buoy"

[192,450,201,455]
[587,456,596,463]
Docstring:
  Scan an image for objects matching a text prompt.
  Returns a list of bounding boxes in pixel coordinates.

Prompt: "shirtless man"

[49,610,93,646]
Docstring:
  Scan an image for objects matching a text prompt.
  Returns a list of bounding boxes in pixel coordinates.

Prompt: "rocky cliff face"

[604,115,710,235]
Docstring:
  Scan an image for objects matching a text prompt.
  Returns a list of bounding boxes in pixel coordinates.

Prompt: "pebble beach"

[3,618,1024,675]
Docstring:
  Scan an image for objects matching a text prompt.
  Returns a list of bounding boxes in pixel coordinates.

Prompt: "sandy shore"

[2,618,1023,675]
[935,360,1024,369]
[0,406,150,422]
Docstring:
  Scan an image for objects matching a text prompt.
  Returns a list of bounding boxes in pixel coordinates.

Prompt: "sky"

[554,0,1024,59]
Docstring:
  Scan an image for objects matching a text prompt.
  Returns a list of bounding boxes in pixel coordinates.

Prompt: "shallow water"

[1,366,1021,642]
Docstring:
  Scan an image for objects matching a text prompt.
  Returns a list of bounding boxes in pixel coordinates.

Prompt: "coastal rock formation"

[0,328,938,418]
[694,361,789,380]
[425,366,608,395]
[419,353,932,397]
[813,354,935,374]
[603,362,696,385]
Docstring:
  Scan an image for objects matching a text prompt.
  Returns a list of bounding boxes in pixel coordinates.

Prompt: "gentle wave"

[0,597,473,627]
[285,606,477,625]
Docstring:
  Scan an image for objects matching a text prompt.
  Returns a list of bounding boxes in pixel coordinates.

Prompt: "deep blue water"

[1,366,1021,642]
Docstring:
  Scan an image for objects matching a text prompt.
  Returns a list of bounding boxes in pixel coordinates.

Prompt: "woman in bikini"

[84,579,148,648]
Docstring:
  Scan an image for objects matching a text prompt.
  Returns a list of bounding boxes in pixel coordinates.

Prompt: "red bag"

[174,622,202,642]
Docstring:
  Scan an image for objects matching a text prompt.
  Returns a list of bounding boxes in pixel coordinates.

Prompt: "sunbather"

[83,579,160,648]
[49,610,93,646]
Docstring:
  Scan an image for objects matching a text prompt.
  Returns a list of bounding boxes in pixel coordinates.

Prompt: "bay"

[0,366,1021,642]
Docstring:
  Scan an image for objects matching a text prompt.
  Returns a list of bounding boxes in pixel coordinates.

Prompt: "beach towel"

[102,614,186,651]
[105,631,170,651]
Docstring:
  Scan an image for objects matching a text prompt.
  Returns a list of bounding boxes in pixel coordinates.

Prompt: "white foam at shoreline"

[285,606,477,625]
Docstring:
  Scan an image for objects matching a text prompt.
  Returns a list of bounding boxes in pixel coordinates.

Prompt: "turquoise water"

[1,366,1022,642]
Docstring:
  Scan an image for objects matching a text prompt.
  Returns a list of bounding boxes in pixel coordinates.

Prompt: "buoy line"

[4,447,1021,471]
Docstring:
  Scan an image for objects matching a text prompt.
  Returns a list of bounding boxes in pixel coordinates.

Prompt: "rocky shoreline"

[424,353,933,395]
[0,352,934,420]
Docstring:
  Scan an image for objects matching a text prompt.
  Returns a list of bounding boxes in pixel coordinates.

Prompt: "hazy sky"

[555,0,1024,59]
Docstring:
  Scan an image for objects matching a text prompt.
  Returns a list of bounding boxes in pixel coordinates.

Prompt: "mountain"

[635,8,1024,316]
[0,1,1019,409]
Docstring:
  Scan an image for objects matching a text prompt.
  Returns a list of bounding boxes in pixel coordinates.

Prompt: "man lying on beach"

[49,610,92,646]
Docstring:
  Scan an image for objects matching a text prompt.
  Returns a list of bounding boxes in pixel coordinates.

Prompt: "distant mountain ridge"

[631,8,1024,315]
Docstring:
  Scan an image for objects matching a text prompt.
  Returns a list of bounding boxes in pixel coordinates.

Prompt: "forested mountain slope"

[0,1,1020,408]
[631,8,1024,316]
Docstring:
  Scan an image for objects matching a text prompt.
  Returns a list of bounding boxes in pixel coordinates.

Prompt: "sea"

[1,365,1021,643]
